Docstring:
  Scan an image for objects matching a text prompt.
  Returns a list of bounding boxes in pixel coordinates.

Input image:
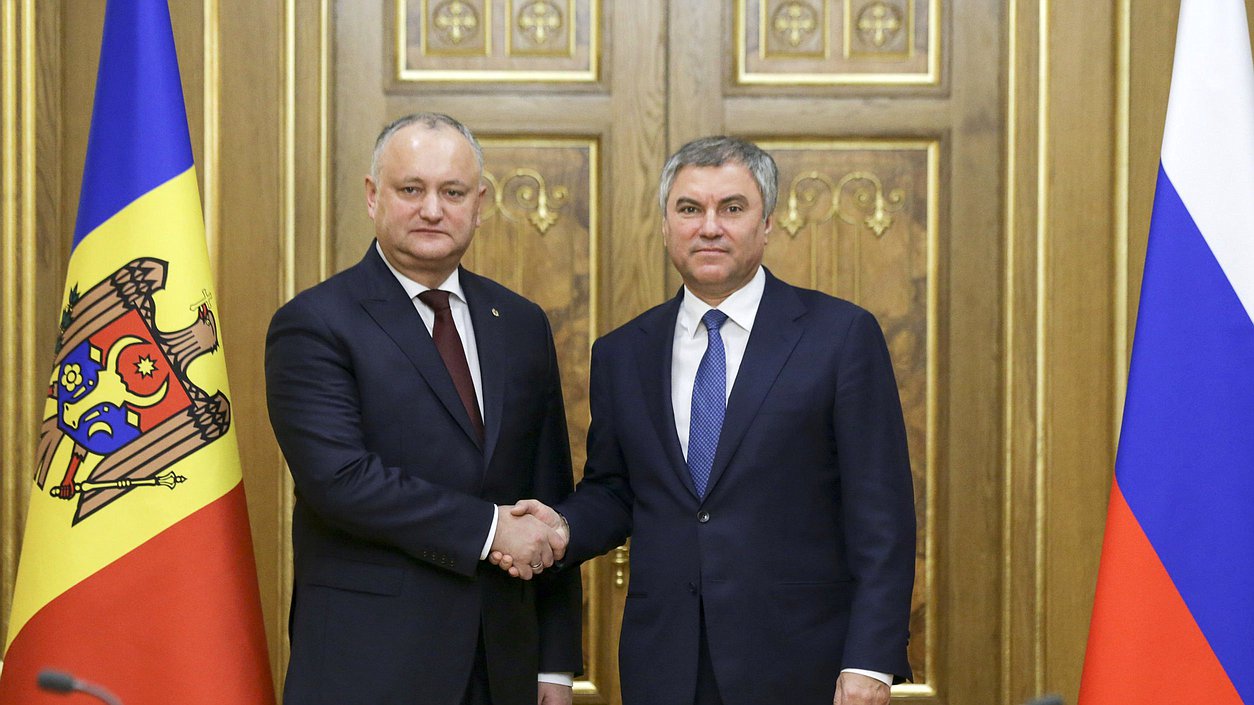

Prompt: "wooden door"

[662,3,995,702]
[14,1,1230,704]
[333,1,989,702]
[335,4,666,700]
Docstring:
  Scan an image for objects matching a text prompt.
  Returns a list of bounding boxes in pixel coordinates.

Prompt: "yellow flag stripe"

[5,168,242,650]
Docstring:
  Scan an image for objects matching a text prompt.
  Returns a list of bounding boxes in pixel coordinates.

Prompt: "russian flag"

[1078,1,1254,703]
[0,2,274,703]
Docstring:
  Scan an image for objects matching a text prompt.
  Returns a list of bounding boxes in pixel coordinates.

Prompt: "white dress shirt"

[378,245,498,552]
[379,245,571,687]
[671,268,765,459]
[669,265,892,689]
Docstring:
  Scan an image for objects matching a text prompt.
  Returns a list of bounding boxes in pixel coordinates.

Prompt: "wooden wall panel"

[399,0,599,81]
[472,140,597,473]
[215,0,286,688]
[736,0,939,85]
[331,0,670,699]
[761,141,936,685]
[6,2,1253,705]
[0,0,42,651]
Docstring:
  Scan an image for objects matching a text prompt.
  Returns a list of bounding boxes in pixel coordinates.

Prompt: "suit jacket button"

[687,582,697,595]
[697,511,710,523]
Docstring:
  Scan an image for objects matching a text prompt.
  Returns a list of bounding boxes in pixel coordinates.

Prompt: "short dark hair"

[657,136,778,220]
[370,112,484,178]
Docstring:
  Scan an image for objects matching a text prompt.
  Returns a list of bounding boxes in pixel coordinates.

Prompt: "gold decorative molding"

[773,1,820,47]
[846,0,911,59]
[612,542,629,589]
[473,137,603,698]
[778,170,906,237]
[834,171,906,235]
[400,0,597,82]
[761,0,828,59]
[433,0,480,45]
[283,0,297,303]
[761,140,938,693]
[736,0,940,85]
[1,0,38,646]
[518,0,562,45]
[855,1,903,48]
[203,0,220,279]
[482,168,571,236]
[506,0,575,57]
[417,0,490,58]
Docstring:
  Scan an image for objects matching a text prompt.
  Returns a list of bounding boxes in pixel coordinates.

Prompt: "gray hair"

[370,112,484,179]
[657,136,778,220]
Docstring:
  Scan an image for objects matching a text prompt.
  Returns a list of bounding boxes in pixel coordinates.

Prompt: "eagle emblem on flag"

[34,257,231,525]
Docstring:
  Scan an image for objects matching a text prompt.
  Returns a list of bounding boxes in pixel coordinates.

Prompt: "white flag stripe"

[1160,0,1254,326]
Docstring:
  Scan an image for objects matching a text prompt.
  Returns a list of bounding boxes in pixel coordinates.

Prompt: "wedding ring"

[530,562,543,570]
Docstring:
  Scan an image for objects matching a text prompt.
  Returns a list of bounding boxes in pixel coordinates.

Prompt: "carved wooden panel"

[398,0,600,82]
[736,0,940,85]
[470,139,596,472]
[462,139,613,699]
[761,140,937,686]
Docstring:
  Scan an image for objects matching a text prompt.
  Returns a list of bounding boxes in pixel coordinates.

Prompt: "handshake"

[488,499,569,580]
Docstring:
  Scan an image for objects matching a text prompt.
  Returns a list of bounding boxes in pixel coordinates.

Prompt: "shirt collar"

[677,266,765,338]
[376,241,467,304]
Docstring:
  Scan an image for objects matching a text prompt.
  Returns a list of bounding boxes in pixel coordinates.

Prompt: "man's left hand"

[538,682,573,705]
[833,671,890,705]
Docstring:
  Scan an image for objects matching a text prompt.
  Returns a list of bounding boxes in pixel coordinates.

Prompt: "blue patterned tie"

[688,309,729,499]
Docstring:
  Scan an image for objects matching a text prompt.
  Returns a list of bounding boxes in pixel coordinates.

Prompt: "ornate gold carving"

[856,1,903,48]
[736,0,937,86]
[401,0,597,82]
[612,542,630,589]
[772,1,820,47]
[433,0,480,45]
[779,170,905,237]
[518,0,563,45]
[482,168,571,235]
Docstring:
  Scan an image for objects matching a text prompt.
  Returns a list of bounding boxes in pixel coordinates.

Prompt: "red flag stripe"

[0,484,273,704]
[1078,481,1241,704]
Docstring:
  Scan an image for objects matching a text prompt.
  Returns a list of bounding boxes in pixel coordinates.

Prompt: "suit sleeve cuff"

[537,673,573,687]
[479,506,499,560]
[842,668,893,688]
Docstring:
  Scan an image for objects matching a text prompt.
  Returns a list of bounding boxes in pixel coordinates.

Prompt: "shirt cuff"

[537,673,573,687]
[841,668,893,688]
[479,506,500,560]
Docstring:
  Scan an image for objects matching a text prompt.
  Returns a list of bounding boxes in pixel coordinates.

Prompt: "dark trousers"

[461,629,492,705]
[695,602,724,705]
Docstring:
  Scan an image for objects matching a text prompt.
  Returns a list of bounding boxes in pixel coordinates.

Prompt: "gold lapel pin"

[491,307,500,317]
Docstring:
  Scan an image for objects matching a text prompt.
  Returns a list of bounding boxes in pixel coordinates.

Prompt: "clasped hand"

[488,500,568,580]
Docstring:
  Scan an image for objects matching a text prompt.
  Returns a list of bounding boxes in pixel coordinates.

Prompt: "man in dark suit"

[499,136,916,705]
[265,113,581,705]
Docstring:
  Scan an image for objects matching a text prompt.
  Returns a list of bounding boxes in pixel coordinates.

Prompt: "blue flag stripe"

[1117,165,1254,701]
[72,0,194,246]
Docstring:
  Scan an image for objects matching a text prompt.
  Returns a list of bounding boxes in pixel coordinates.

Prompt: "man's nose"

[697,209,722,237]
[418,192,442,221]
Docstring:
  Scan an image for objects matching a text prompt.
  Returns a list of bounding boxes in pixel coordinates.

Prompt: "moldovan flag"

[0,1,274,703]
[1078,1,1254,703]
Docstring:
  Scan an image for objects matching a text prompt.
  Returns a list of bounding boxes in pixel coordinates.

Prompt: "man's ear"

[364,175,379,218]
[473,181,488,227]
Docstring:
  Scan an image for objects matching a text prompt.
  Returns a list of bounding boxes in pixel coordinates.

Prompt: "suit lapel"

[356,247,484,449]
[633,293,699,499]
[462,269,505,468]
[704,272,804,498]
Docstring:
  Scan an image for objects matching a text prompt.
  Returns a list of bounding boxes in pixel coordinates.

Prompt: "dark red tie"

[417,289,484,442]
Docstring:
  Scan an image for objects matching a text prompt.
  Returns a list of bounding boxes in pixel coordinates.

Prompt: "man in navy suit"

[265,113,581,705]
[499,136,915,705]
